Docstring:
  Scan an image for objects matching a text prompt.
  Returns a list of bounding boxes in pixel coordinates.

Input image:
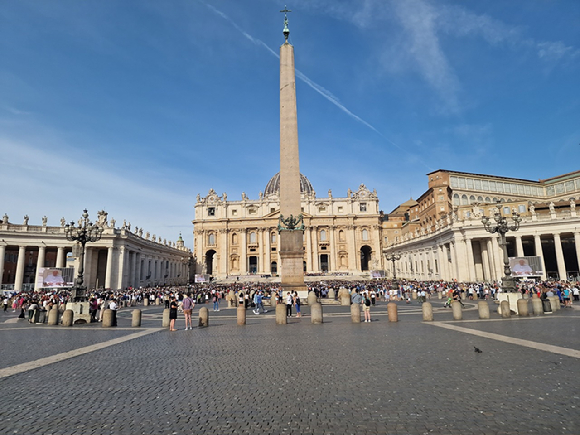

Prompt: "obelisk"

[278,7,306,295]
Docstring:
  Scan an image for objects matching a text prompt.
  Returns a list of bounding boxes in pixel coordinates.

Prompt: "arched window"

[250,232,256,244]
[362,229,368,241]
[339,230,345,242]
[477,196,483,202]
[469,195,476,204]
[232,233,238,245]
[320,230,327,241]
[208,233,215,245]
[485,197,491,203]
[461,194,468,205]
[271,232,276,243]
[453,194,460,205]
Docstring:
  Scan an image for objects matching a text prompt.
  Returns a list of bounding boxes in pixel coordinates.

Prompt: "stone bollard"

[162,309,170,328]
[271,296,277,307]
[198,307,209,327]
[461,292,466,300]
[531,298,543,316]
[517,299,529,317]
[311,302,323,324]
[132,309,142,327]
[307,291,317,306]
[421,302,433,321]
[48,307,59,325]
[155,298,160,305]
[275,303,287,325]
[62,309,73,327]
[328,289,336,300]
[144,298,149,307]
[478,300,490,319]
[340,294,351,306]
[452,301,463,320]
[549,296,559,312]
[438,292,442,299]
[500,300,511,318]
[411,290,417,300]
[102,309,114,327]
[387,302,398,322]
[237,306,246,326]
[350,304,361,323]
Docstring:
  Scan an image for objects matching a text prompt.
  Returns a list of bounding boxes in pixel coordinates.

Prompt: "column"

[105,247,114,289]
[438,245,448,281]
[265,229,271,273]
[34,246,46,291]
[117,247,126,289]
[515,235,524,257]
[449,242,458,280]
[480,240,491,282]
[305,228,312,272]
[553,233,567,280]
[240,231,247,274]
[329,226,336,272]
[257,229,264,274]
[490,236,503,280]
[0,244,5,287]
[312,227,319,272]
[14,246,26,291]
[464,238,476,282]
[130,251,137,288]
[221,230,228,277]
[348,225,357,271]
[56,247,65,268]
[135,252,141,288]
[575,233,580,275]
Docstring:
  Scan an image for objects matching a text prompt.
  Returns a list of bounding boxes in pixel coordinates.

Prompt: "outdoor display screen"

[509,256,543,277]
[36,267,74,288]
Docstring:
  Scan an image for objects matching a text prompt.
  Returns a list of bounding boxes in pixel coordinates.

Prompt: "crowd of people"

[2,277,577,326]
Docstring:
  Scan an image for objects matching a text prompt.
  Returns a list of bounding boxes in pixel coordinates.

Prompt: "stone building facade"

[192,173,383,279]
[0,211,191,292]
[383,169,580,282]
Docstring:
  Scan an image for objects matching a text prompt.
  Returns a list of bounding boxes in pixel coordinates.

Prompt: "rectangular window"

[511,184,518,194]
[524,185,531,195]
[270,208,276,213]
[503,207,510,214]
[482,180,489,191]
[565,180,574,192]
[338,206,343,213]
[466,178,474,189]
[473,179,481,190]
[489,181,496,192]
[450,176,458,187]
[319,206,326,212]
[458,178,466,188]
[517,184,525,194]
[546,185,555,196]
[208,207,215,216]
[232,209,238,216]
[249,209,257,215]
[360,203,367,212]
[555,183,565,194]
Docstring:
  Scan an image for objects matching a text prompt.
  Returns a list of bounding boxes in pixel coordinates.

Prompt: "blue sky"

[1,0,579,249]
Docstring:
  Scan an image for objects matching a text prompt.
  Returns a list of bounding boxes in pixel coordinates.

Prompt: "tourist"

[363,293,371,322]
[2,296,8,312]
[212,292,219,311]
[169,296,178,331]
[351,289,362,305]
[286,292,293,317]
[182,293,194,330]
[293,291,301,317]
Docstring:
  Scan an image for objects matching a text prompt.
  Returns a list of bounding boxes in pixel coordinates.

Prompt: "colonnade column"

[464,237,476,282]
[0,244,5,287]
[329,226,336,272]
[490,237,503,280]
[305,228,312,272]
[220,230,228,277]
[56,247,65,268]
[553,233,567,280]
[130,251,137,288]
[449,242,458,281]
[312,228,319,272]
[265,229,271,274]
[479,240,491,282]
[14,246,26,291]
[347,225,357,271]
[515,235,524,257]
[118,247,126,290]
[135,253,141,288]
[34,246,46,291]
[575,233,580,275]
[240,231,247,274]
[105,246,114,289]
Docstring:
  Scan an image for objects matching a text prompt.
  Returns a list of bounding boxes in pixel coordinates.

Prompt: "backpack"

[365,299,371,307]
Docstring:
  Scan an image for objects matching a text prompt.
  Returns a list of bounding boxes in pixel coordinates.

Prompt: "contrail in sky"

[203,3,432,166]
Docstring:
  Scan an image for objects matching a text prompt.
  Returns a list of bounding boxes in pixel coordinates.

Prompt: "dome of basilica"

[264,172,314,197]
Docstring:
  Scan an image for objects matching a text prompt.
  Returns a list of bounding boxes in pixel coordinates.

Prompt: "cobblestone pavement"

[0,300,578,434]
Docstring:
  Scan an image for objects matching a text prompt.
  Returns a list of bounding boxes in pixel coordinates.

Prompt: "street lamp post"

[385,253,401,281]
[481,204,522,292]
[64,209,103,302]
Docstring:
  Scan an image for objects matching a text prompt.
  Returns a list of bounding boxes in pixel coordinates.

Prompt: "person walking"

[253,291,267,314]
[169,296,178,331]
[212,292,220,311]
[182,293,195,329]
[3,296,8,312]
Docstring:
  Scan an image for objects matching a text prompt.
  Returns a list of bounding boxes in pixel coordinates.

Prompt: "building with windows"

[192,173,383,279]
[383,169,580,282]
[0,211,192,292]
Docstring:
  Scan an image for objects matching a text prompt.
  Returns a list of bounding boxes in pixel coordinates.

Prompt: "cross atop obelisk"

[278,5,306,296]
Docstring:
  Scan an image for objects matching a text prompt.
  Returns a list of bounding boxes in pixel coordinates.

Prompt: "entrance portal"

[360,246,372,271]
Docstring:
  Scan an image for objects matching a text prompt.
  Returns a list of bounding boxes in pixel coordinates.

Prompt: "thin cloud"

[202,1,425,164]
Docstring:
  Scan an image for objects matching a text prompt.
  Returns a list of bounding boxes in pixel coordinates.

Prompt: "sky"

[1,0,579,249]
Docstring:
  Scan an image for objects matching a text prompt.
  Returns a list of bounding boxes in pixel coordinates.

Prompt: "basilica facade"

[192,173,383,279]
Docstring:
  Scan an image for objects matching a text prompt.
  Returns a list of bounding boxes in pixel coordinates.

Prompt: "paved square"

[0,300,578,434]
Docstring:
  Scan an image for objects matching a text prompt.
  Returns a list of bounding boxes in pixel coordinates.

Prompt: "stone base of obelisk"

[279,231,307,300]
[65,302,92,324]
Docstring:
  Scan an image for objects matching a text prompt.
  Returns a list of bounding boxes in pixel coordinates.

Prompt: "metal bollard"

[452,301,463,320]
[387,302,398,322]
[422,302,433,321]
[350,304,361,323]
[275,304,287,325]
[62,309,73,327]
[517,299,529,317]
[132,309,142,327]
[478,300,490,319]
[500,300,511,318]
[311,302,323,324]
[237,306,246,326]
[198,307,209,327]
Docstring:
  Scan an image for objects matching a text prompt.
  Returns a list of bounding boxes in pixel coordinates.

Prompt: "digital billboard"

[36,267,75,288]
[508,256,543,277]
